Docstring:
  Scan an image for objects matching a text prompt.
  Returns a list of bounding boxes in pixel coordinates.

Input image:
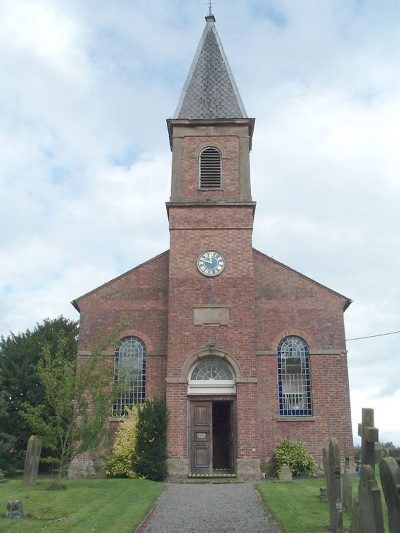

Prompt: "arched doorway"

[188,359,236,476]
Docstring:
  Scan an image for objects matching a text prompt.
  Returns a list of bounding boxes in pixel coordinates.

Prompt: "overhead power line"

[346,330,400,341]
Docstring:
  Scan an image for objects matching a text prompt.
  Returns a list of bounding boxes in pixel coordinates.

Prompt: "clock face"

[196,250,225,277]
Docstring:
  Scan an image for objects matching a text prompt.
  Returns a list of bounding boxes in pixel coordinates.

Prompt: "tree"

[0,317,78,470]
[20,324,127,488]
[132,397,168,481]
[0,373,15,472]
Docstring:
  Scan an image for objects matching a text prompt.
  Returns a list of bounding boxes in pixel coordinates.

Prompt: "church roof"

[173,13,247,120]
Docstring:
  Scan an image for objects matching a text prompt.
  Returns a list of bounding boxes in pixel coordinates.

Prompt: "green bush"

[273,439,315,477]
[104,406,140,478]
[132,397,168,482]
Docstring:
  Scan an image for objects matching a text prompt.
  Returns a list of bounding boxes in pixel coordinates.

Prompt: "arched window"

[112,336,146,417]
[278,336,312,416]
[199,147,222,189]
[188,359,235,394]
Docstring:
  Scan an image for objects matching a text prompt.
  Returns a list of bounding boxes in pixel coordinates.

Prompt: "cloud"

[0,0,399,445]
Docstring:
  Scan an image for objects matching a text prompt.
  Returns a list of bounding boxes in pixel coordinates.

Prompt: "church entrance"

[189,399,235,475]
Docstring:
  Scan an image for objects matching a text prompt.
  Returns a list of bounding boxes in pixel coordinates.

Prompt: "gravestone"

[379,457,400,533]
[328,437,344,533]
[278,464,292,483]
[323,447,332,506]
[342,452,353,512]
[6,500,24,518]
[351,464,384,533]
[358,408,379,470]
[22,435,42,486]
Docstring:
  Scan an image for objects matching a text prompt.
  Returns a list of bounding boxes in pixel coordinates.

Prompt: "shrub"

[132,397,168,482]
[104,406,139,478]
[273,439,315,477]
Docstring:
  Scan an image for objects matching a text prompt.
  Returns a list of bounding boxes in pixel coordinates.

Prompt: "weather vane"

[206,1,215,16]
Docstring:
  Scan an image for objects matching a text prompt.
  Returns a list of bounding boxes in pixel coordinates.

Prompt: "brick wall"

[70,115,353,479]
[254,249,353,466]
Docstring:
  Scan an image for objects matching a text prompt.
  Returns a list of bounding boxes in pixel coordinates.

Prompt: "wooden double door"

[190,399,235,475]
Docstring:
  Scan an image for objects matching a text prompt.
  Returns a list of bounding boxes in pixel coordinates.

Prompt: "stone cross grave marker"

[328,437,344,533]
[351,464,384,533]
[379,457,400,533]
[358,408,379,470]
[22,435,42,486]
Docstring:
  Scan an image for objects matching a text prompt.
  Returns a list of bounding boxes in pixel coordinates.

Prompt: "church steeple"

[167,13,255,205]
[173,13,247,120]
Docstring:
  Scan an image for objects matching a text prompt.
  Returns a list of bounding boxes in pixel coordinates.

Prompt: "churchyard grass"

[257,477,389,533]
[0,475,163,532]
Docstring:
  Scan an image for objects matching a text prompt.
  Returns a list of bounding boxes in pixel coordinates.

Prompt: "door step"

[185,473,243,484]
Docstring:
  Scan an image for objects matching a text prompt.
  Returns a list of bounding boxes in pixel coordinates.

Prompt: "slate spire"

[173,13,247,119]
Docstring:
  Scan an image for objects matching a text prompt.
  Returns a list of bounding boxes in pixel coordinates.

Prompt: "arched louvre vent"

[199,147,222,189]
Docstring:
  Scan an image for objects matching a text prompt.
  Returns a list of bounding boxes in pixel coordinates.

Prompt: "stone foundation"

[236,458,261,480]
[167,458,189,480]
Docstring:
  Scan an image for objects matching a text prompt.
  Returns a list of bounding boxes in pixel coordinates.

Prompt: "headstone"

[6,500,24,518]
[351,497,361,532]
[328,437,344,533]
[342,452,353,512]
[320,487,328,500]
[278,464,292,483]
[351,464,384,533]
[0,470,5,483]
[379,457,400,533]
[358,408,379,470]
[22,435,41,486]
[323,446,332,506]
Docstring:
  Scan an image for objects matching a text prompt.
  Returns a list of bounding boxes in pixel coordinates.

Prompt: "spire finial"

[205,1,216,21]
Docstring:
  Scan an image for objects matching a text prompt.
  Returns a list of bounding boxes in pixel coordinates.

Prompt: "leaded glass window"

[199,147,222,189]
[191,360,233,381]
[112,336,146,417]
[278,336,312,416]
[188,359,235,394]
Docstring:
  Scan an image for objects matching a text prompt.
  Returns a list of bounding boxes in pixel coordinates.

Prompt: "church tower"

[165,12,260,478]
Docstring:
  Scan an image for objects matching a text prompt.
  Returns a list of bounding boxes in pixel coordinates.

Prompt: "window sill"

[278,416,315,422]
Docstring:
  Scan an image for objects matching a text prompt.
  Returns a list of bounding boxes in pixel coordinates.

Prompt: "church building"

[69,12,353,480]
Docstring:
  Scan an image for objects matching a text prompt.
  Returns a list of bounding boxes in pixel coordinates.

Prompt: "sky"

[1,0,399,446]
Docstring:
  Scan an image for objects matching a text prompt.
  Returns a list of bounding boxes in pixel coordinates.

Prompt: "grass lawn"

[257,477,389,533]
[0,476,164,532]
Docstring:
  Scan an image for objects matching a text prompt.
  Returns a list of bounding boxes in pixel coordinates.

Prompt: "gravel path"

[137,482,281,533]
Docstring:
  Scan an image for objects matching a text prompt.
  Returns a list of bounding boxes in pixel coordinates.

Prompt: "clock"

[196,250,225,277]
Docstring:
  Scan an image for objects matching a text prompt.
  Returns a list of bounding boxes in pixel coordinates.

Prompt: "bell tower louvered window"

[199,147,222,189]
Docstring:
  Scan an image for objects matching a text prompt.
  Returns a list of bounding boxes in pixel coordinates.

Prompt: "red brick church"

[69,12,353,479]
